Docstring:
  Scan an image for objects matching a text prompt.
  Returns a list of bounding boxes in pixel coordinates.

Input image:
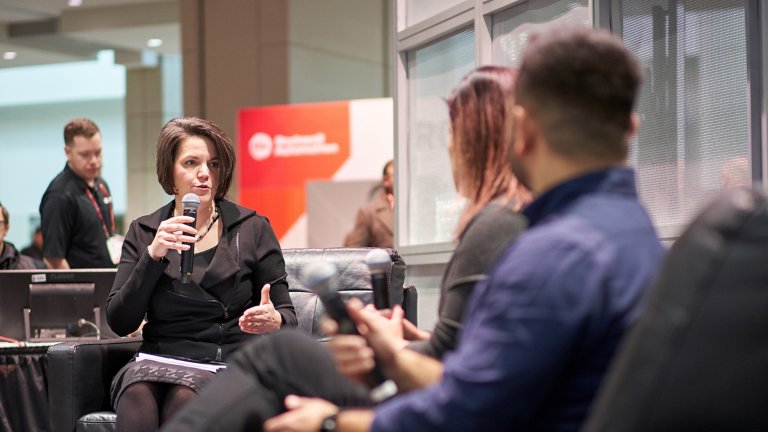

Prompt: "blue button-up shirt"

[372,167,665,432]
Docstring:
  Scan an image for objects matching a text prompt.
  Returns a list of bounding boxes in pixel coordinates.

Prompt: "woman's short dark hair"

[156,117,236,200]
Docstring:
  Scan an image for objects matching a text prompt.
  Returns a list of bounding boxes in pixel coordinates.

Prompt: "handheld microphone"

[302,262,397,400]
[365,249,391,310]
[180,193,200,284]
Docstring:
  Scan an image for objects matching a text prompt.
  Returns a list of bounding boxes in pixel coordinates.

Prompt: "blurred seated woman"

[106,117,297,432]
[403,65,531,359]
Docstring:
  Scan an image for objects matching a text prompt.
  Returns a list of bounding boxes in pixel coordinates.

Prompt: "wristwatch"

[320,412,339,432]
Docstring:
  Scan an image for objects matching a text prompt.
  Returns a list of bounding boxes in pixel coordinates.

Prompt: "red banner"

[238,101,351,239]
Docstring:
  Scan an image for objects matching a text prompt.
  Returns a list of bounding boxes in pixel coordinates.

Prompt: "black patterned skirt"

[110,356,217,409]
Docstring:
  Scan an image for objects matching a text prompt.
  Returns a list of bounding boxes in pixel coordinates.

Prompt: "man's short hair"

[64,118,100,146]
[515,27,641,162]
[156,117,236,200]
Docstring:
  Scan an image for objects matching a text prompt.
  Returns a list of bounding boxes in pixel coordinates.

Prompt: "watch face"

[321,415,338,432]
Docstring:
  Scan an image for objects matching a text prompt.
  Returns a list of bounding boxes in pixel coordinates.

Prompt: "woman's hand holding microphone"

[147,215,197,261]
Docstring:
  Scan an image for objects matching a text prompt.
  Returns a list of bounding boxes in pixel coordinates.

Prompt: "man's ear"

[512,105,535,156]
[627,112,639,139]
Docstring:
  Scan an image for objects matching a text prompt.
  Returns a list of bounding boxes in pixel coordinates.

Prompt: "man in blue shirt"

[162,27,665,432]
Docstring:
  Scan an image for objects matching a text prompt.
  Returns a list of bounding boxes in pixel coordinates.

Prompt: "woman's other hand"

[239,284,282,334]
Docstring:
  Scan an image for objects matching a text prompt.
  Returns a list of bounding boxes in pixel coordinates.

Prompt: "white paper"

[136,352,226,373]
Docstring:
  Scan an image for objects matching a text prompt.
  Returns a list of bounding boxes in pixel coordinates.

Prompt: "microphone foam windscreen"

[365,249,390,273]
[182,193,201,208]
[301,261,337,289]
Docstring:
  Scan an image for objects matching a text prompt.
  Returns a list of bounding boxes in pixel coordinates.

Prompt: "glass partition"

[492,0,590,66]
[405,28,475,246]
[616,0,749,238]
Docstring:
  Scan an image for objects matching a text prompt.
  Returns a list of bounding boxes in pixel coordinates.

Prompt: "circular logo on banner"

[249,133,273,161]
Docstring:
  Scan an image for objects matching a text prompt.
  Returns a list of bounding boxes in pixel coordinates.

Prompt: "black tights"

[115,382,197,432]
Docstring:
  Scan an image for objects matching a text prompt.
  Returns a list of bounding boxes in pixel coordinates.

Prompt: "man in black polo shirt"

[40,118,118,269]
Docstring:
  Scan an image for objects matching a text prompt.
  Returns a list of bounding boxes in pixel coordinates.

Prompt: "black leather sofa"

[47,247,416,432]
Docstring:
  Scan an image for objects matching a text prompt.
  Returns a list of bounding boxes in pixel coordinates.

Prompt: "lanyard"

[84,182,115,239]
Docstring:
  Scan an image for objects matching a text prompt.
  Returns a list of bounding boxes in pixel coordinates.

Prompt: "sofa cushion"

[76,412,117,432]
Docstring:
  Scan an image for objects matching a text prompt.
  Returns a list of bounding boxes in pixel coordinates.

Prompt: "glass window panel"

[617,0,749,237]
[406,0,465,28]
[406,28,475,246]
[492,0,590,67]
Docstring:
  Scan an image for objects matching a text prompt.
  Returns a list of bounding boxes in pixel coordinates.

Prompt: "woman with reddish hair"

[405,65,531,358]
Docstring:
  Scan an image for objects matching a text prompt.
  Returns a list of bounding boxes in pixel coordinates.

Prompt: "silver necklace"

[195,206,220,242]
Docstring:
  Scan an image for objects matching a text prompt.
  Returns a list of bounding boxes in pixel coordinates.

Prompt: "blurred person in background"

[20,226,44,262]
[0,202,45,269]
[343,160,394,248]
[40,118,119,269]
[719,156,750,189]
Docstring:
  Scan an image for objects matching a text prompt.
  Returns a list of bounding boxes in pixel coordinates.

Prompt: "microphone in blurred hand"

[303,262,357,335]
[180,193,200,284]
[302,262,395,399]
[365,249,391,310]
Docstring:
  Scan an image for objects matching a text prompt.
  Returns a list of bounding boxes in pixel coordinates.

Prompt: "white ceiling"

[0,0,180,69]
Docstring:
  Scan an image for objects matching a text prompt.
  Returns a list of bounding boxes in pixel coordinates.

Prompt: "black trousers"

[160,330,373,432]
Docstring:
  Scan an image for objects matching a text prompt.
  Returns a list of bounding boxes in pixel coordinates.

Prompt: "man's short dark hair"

[156,117,236,200]
[64,118,100,146]
[515,27,641,162]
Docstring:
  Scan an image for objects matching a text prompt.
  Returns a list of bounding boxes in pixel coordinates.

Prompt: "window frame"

[393,0,767,260]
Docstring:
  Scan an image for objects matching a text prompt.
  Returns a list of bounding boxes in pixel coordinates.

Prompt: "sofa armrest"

[47,338,141,432]
[402,285,418,326]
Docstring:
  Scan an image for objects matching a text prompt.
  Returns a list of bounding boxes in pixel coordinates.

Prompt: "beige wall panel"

[181,51,201,115]
[200,0,261,137]
[289,45,387,103]
[258,43,290,106]
[288,0,387,64]
[259,0,290,44]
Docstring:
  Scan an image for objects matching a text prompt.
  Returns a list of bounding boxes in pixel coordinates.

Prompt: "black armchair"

[582,187,768,432]
[47,338,141,432]
[47,248,417,432]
